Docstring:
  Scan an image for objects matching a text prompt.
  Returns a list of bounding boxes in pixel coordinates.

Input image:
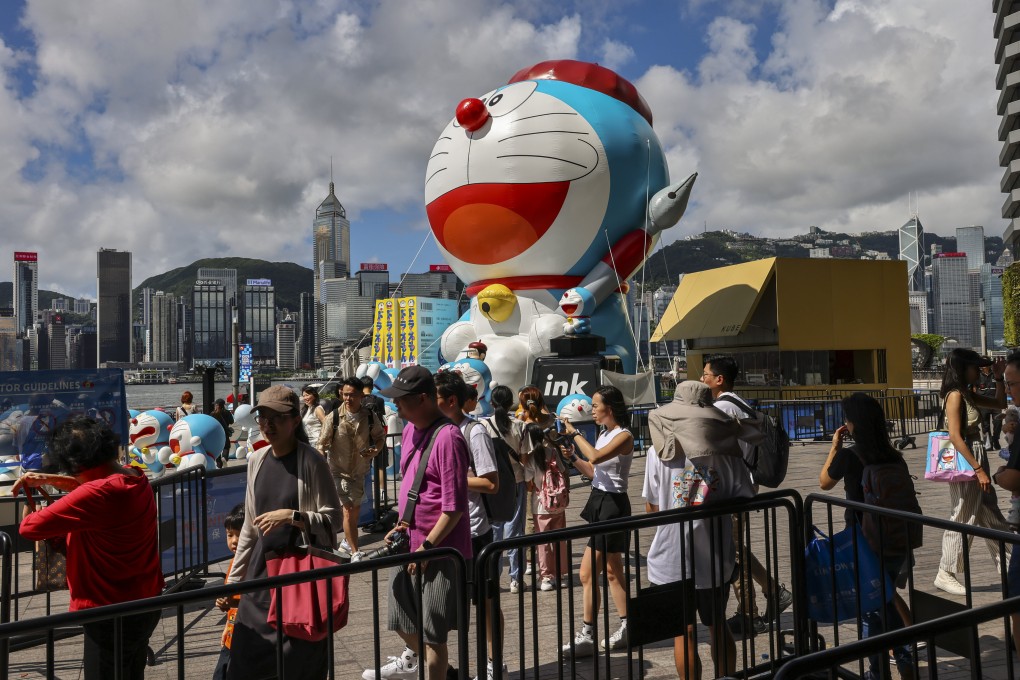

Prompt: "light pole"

[231,305,239,406]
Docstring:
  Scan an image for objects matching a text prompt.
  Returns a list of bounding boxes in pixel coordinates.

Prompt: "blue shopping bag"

[805,525,894,623]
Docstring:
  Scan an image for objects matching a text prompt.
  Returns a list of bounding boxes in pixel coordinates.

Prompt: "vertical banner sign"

[398,298,409,367]
[238,344,253,382]
[371,300,386,363]
[0,369,128,471]
[403,297,419,366]
[383,299,398,369]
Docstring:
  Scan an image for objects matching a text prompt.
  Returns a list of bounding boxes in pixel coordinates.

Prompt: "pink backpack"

[539,457,569,511]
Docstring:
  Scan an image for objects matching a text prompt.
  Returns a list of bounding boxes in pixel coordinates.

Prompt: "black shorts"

[580,488,632,553]
[375,444,390,471]
[650,579,730,628]
[468,528,494,604]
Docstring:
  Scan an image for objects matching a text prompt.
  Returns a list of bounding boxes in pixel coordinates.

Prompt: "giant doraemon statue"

[159,414,224,471]
[128,409,174,477]
[428,60,696,389]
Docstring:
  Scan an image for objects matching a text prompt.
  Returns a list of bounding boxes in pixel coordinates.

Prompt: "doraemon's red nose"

[456,98,489,132]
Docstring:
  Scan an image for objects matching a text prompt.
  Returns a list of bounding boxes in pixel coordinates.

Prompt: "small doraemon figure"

[557,394,594,423]
[128,409,174,477]
[428,60,696,389]
[160,414,224,471]
[439,358,494,417]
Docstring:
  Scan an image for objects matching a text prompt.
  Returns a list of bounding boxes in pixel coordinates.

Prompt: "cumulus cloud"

[600,38,635,71]
[641,0,1003,243]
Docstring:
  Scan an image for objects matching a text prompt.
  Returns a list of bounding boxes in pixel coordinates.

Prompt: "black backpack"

[717,394,791,488]
[861,462,924,556]
[465,419,519,522]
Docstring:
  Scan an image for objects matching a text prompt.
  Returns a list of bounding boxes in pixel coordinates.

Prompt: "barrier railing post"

[0,532,10,680]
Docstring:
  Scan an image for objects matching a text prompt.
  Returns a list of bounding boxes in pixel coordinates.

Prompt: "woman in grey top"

[559,385,634,657]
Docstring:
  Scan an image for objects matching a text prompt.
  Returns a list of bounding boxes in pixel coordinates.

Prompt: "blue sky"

[0,1,1001,298]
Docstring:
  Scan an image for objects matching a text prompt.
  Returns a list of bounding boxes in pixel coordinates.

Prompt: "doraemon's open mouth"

[427,182,569,265]
[561,303,578,315]
[169,439,181,454]
[129,425,155,444]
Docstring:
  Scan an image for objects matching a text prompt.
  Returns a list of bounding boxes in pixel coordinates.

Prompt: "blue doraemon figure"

[439,358,493,416]
[557,393,594,424]
[159,414,224,471]
[428,60,696,390]
[128,409,174,476]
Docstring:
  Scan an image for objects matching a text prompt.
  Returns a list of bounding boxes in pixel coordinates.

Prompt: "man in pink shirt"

[363,366,471,680]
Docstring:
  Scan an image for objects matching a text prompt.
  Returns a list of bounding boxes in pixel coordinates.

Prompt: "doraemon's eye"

[479,81,538,118]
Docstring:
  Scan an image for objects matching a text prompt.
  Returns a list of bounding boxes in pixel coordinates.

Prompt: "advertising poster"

[0,369,128,472]
[383,299,398,369]
[371,300,387,364]
[402,297,418,366]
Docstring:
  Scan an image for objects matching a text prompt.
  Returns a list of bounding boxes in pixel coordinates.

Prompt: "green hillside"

[133,257,313,316]
[0,282,71,310]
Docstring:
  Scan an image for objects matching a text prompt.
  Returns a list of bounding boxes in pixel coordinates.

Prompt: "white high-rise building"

[276,316,297,371]
[932,253,979,349]
[150,291,179,362]
[12,251,38,337]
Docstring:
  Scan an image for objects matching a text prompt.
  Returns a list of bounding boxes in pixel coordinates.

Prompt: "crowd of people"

[11,348,1020,680]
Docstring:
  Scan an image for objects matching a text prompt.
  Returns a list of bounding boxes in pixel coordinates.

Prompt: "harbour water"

[125,379,316,411]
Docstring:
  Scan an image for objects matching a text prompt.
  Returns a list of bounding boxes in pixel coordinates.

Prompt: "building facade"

[241,280,276,365]
[932,253,979,349]
[298,292,315,369]
[96,249,132,365]
[981,263,1006,350]
[899,216,925,292]
[312,181,351,361]
[192,279,229,365]
[276,316,297,371]
[956,225,986,271]
[12,251,38,338]
[150,291,179,363]
[0,312,19,371]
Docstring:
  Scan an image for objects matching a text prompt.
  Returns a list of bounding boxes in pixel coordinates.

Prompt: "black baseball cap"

[380,365,436,399]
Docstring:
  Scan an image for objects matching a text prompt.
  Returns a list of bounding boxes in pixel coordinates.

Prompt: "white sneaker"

[562,630,595,657]
[338,539,353,558]
[474,660,509,680]
[602,623,628,651]
[933,569,966,596]
[525,563,533,575]
[540,578,556,591]
[351,551,366,563]
[362,648,418,680]
[509,580,520,594]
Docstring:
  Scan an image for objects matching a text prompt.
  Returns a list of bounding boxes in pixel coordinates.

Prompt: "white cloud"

[600,38,635,71]
[640,0,1003,244]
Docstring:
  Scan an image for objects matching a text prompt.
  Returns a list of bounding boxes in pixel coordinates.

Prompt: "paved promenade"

[5,438,1019,679]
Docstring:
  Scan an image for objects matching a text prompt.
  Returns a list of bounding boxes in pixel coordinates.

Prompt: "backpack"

[716,395,791,488]
[861,462,924,556]
[539,455,570,511]
[466,419,519,522]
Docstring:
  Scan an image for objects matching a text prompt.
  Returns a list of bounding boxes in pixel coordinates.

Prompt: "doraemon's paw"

[559,288,595,318]
[157,446,174,465]
[440,321,476,364]
[562,316,591,335]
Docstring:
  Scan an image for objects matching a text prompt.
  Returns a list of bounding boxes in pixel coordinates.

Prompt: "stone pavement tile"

[5,438,1020,678]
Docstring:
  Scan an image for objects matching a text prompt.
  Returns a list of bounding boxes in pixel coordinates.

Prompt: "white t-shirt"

[591,427,633,493]
[461,416,498,538]
[713,391,755,467]
[642,446,754,588]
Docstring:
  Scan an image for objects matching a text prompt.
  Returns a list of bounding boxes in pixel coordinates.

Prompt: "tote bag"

[23,487,68,591]
[805,525,893,623]
[924,431,977,482]
[266,545,349,642]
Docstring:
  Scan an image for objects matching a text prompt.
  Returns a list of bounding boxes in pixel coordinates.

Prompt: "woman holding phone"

[559,385,634,657]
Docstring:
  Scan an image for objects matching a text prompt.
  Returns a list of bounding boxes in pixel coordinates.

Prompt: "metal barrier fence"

[799,493,1020,680]
[474,490,806,680]
[0,532,10,680]
[152,466,208,589]
[0,545,470,680]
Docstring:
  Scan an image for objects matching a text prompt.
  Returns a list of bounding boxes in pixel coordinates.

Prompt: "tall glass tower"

[96,249,132,364]
[312,180,350,366]
[956,226,986,271]
[12,252,38,336]
[898,217,925,292]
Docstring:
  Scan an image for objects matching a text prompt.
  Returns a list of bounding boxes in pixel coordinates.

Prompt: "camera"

[361,528,410,560]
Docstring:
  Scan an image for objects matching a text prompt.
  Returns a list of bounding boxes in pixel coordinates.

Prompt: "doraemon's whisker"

[425,167,447,186]
[429,151,449,160]
[495,154,588,169]
[513,112,579,122]
[497,130,590,143]
[438,136,452,141]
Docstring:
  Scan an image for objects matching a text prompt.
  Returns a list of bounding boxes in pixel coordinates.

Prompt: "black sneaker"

[764,584,793,621]
[727,615,768,637]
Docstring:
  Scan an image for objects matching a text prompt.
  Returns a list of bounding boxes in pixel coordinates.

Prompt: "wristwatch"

[571,431,583,439]
[292,510,302,525]
[422,539,434,550]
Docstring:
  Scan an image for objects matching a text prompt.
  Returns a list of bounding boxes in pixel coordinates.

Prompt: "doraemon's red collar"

[466,275,628,298]
[467,275,583,298]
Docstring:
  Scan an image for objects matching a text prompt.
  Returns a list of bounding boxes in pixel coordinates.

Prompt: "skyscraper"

[898,217,925,291]
[981,264,1006,350]
[276,315,297,371]
[12,251,38,337]
[96,249,132,364]
[312,180,351,364]
[150,291,179,362]
[241,280,276,364]
[996,2,1020,254]
[956,225,986,271]
[298,292,315,369]
[197,268,238,308]
[192,279,228,364]
[932,253,978,349]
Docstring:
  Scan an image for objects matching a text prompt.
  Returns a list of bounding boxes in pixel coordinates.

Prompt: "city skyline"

[0,2,1005,298]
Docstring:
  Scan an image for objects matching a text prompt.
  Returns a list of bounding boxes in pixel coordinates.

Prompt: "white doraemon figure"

[428,60,696,389]
[128,409,174,477]
[439,358,494,417]
[159,414,224,471]
[557,394,594,424]
[230,403,263,461]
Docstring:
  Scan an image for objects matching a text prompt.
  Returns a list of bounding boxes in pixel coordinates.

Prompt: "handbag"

[24,487,68,592]
[924,431,977,482]
[804,525,893,623]
[674,462,718,508]
[265,533,349,642]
